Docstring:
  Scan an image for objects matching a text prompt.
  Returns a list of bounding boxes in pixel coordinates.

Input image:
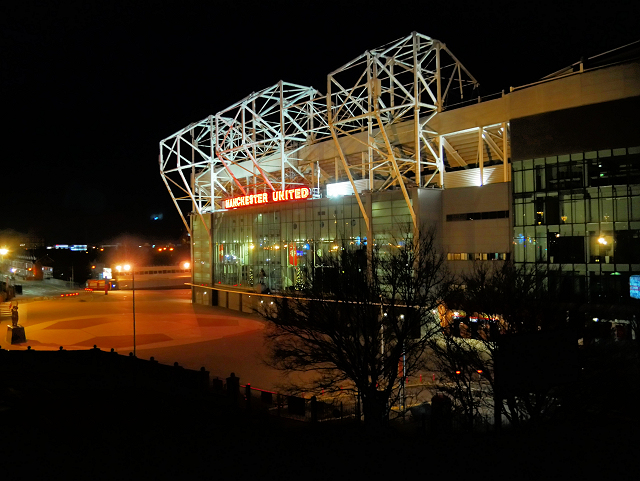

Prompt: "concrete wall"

[426,62,640,135]
[511,96,640,160]
[442,182,512,258]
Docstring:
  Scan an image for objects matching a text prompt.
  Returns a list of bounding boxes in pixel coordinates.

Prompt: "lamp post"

[124,264,136,356]
[117,264,136,356]
[0,248,8,273]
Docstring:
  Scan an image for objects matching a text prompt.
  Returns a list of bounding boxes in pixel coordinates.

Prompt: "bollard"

[226,372,240,407]
[310,396,318,423]
[212,377,223,392]
[200,367,209,392]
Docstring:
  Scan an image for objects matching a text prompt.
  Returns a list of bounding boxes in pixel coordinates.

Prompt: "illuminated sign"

[631,275,640,299]
[223,187,310,209]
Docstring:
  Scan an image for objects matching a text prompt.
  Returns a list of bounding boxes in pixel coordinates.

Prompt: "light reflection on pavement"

[2,288,297,391]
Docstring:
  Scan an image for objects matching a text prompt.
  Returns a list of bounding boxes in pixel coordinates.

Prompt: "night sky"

[3,0,638,244]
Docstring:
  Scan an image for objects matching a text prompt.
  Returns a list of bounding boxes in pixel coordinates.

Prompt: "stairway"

[0,302,11,318]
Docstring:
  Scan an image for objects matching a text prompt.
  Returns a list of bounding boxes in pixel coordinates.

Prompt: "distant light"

[597,237,607,245]
[183,262,190,269]
[124,264,131,271]
[91,265,96,269]
[455,370,461,375]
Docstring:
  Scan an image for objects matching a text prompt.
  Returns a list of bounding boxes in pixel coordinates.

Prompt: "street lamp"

[0,248,8,272]
[122,264,136,356]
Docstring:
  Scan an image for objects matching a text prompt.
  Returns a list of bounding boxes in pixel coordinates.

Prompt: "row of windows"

[446,210,509,222]
[447,253,510,261]
[514,191,640,226]
[513,230,640,265]
[513,147,640,194]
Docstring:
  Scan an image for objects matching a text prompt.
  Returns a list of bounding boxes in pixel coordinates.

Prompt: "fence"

[230,377,360,423]
[0,345,210,397]
[0,345,507,431]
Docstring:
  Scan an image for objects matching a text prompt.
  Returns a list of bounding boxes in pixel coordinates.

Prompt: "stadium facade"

[160,33,640,316]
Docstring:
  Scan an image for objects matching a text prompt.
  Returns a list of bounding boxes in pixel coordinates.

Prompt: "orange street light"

[124,264,136,356]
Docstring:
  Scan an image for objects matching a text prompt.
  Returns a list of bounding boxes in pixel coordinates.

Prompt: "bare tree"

[261,227,452,428]
[432,261,568,429]
[428,333,490,431]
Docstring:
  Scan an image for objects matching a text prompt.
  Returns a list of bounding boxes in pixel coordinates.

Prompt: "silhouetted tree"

[432,261,568,429]
[262,228,452,428]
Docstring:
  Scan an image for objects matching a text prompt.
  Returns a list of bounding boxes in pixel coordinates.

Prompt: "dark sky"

[2,0,639,244]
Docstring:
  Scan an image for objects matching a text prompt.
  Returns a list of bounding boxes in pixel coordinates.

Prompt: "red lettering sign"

[223,188,310,209]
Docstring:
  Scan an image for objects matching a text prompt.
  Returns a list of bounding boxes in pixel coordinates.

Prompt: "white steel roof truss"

[160,32,483,223]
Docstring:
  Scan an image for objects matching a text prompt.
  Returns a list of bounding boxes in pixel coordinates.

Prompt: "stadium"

[159,32,640,318]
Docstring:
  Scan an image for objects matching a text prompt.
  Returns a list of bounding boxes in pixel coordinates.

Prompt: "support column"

[502,122,509,183]
[438,135,444,188]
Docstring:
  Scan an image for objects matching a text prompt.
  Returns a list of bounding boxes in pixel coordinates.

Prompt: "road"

[2,288,296,391]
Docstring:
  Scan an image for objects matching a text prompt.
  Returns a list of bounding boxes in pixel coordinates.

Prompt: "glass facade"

[371,198,413,248]
[210,196,369,292]
[513,146,640,301]
[192,214,212,285]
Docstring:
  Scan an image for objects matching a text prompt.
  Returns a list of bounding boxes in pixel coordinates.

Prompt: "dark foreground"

[1,350,638,480]
[4,396,636,479]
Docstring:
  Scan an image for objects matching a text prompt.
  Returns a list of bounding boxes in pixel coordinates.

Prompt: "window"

[446,210,509,222]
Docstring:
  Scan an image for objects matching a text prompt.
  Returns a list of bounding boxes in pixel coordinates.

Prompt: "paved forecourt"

[1,289,291,391]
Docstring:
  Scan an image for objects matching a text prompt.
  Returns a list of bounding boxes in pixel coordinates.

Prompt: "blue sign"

[630,275,640,300]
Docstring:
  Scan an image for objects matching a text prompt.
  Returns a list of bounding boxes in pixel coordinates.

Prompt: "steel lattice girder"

[159,31,481,234]
[327,32,479,229]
